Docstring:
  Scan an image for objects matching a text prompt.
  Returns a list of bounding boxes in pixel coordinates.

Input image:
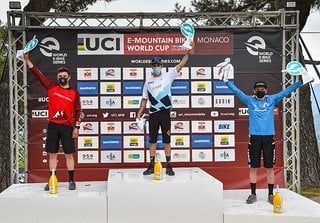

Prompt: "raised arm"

[23,53,55,90]
[176,41,195,73]
[225,81,251,105]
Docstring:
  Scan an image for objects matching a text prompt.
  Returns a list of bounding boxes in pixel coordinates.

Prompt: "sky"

[0,0,192,24]
[1,0,320,142]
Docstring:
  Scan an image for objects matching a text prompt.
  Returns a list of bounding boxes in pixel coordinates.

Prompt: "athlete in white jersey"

[137,42,194,176]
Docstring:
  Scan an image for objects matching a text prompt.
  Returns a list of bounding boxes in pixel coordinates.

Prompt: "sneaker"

[246,194,257,204]
[69,181,76,190]
[143,164,154,175]
[268,194,274,204]
[44,184,49,191]
[166,165,175,176]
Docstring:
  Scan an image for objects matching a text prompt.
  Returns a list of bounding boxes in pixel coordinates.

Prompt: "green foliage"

[0,24,8,82]
[53,0,98,12]
[301,188,320,198]
[52,0,113,12]
[175,0,296,13]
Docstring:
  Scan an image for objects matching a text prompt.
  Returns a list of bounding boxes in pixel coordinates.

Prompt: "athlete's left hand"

[72,128,79,138]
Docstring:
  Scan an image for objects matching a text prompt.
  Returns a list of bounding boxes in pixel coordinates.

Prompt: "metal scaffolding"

[7,10,301,191]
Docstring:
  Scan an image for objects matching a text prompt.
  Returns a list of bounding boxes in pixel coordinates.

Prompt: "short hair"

[57,67,70,75]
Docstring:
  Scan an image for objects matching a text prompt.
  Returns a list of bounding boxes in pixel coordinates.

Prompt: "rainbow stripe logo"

[77,37,85,51]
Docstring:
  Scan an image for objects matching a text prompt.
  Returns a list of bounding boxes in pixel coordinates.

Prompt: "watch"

[75,125,80,129]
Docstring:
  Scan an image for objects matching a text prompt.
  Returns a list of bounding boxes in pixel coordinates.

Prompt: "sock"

[68,170,74,182]
[250,183,256,195]
[150,156,155,164]
[268,184,274,195]
[166,156,171,165]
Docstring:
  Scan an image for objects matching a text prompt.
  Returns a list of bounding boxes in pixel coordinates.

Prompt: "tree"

[176,0,320,188]
[24,0,113,12]
[0,23,10,193]
[0,0,115,192]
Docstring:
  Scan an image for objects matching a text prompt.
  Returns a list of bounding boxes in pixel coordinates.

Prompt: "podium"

[107,167,223,223]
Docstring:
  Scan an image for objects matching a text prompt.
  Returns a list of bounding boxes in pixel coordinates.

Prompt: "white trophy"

[16,35,38,60]
[180,22,195,50]
[285,61,314,84]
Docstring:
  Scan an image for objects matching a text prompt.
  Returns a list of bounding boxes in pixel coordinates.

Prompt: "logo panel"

[77,34,124,55]
[191,134,213,148]
[77,82,99,95]
[100,96,122,109]
[214,134,235,147]
[214,149,235,162]
[77,68,98,80]
[192,149,213,162]
[123,136,144,148]
[100,67,121,80]
[191,120,213,133]
[80,96,99,109]
[123,150,144,163]
[213,95,234,108]
[101,150,122,163]
[78,151,99,164]
[100,122,122,134]
[100,136,122,149]
[78,136,99,149]
[214,120,235,133]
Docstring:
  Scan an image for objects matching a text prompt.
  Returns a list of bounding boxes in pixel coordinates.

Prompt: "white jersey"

[142,67,179,114]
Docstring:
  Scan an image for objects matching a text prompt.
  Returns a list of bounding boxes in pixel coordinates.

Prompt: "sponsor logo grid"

[30,32,284,165]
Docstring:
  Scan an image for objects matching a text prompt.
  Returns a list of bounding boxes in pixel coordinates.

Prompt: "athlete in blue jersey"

[225,79,304,204]
[137,43,194,176]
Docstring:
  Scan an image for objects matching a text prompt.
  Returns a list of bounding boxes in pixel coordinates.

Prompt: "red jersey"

[30,66,82,127]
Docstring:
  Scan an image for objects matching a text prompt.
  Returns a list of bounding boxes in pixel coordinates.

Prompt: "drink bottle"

[273,185,283,214]
[49,169,58,194]
[154,153,163,180]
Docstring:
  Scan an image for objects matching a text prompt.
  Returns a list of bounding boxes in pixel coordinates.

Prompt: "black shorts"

[148,109,171,144]
[45,122,76,154]
[248,135,275,168]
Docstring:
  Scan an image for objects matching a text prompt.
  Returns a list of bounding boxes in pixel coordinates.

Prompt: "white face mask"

[152,67,162,76]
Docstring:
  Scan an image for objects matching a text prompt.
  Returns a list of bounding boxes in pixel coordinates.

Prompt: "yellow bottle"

[273,185,283,214]
[48,169,58,194]
[154,153,163,180]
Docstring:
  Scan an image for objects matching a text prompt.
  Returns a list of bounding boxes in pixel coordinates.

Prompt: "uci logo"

[77,34,124,55]
[39,37,60,57]
[245,36,266,56]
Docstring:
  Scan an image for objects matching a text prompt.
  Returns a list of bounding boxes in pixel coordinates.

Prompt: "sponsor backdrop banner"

[27,29,284,189]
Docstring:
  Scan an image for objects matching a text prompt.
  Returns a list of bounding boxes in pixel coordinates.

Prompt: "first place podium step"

[107,167,223,223]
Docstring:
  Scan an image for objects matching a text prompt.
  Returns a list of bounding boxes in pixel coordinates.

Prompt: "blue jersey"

[225,81,302,135]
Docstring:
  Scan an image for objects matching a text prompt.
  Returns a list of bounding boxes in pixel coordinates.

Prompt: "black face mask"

[58,77,68,86]
[255,91,265,99]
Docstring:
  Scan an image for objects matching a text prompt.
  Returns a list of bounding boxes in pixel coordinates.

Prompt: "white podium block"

[107,167,223,223]
[0,181,107,223]
[223,189,320,223]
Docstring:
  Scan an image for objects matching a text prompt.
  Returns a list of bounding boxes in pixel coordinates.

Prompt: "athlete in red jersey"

[24,53,82,191]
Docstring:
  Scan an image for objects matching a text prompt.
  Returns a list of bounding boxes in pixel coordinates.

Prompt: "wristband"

[75,125,80,129]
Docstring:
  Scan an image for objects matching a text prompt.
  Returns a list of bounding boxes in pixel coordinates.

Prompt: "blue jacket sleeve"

[225,81,251,105]
[272,81,302,104]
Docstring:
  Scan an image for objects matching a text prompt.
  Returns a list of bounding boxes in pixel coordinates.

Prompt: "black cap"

[151,57,162,65]
[253,81,267,89]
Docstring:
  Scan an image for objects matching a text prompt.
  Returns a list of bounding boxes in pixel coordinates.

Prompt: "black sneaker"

[143,164,154,175]
[69,181,76,190]
[44,184,49,191]
[268,194,274,204]
[246,194,257,204]
[166,165,175,176]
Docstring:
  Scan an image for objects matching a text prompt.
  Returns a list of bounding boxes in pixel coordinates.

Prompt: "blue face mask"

[153,67,162,76]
